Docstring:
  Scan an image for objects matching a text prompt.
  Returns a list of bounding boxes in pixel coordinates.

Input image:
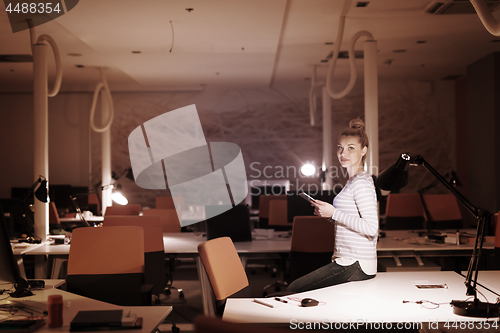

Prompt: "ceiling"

[1,0,500,93]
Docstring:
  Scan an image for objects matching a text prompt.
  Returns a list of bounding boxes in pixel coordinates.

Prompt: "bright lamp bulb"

[301,163,316,177]
[111,192,128,205]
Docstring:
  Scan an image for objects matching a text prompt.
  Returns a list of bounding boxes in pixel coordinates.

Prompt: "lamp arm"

[414,155,493,302]
[413,156,479,217]
[69,196,90,227]
[22,177,43,201]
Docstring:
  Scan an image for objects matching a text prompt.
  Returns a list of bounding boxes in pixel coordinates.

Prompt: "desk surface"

[20,229,494,256]
[163,232,291,254]
[0,287,172,333]
[223,271,499,324]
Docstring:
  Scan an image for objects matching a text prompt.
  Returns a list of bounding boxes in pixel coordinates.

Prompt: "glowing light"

[301,163,316,177]
[111,191,128,205]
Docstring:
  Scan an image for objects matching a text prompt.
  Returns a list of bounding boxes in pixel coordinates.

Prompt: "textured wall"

[87,81,456,210]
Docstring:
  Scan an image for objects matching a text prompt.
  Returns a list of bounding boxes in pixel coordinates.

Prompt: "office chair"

[197,237,249,316]
[288,216,335,283]
[104,204,141,216]
[141,208,184,298]
[258,194,287,228]
[143,208,181,233]
[262,216,335,296]
[268,199,291,231]
[65,226,153,306]
[422,194,463,229]
[102,215,170,301]
[156,196,184,211]
[383,193,425,230]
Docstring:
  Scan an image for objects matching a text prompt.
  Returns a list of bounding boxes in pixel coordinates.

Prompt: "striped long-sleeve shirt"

[331,171,379,275]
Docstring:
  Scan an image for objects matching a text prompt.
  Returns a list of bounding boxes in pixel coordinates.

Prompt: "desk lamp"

[24,176,49,203]
[376,153,499,318]
[20,176,49,240]
[70,183,128,226]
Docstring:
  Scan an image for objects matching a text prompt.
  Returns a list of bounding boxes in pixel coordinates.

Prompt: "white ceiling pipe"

[470,0,500,36]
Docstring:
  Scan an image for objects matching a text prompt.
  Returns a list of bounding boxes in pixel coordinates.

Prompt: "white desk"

[223,271,499,326]
[0,286,172,333]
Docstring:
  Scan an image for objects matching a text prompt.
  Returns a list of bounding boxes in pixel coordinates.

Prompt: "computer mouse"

[301,298,319,307]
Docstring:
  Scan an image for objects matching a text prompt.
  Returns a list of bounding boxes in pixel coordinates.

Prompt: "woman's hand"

[311,200,335,219]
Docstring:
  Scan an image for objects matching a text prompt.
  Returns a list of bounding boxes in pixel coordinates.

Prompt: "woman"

[286,118,379,293]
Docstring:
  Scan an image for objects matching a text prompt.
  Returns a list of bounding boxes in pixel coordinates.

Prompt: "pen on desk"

[275,297,287,303]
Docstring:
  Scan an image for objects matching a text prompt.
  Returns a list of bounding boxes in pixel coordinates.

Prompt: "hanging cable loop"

[326,25,374,99]
[27,19,62,97]
[89,68,115,133]
[37,34,62,97]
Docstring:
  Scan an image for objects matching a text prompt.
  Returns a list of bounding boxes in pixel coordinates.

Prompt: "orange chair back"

[67,226,144,275]
[198,237,248,301]
[104,204,141,216]
[268,200,289,226]
[386,193,425,217]
[291,216,335,253]
[142,208,181,233]
[156,196,184,211]
[103,215,164,253]
[423,194,462,221]
[258,194,287,219]
[48,202,60,225]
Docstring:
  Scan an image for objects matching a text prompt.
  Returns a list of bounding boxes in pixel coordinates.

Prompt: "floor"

[156,257,286,333]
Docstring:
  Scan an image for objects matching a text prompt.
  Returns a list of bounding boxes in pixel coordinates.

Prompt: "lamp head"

[375,153,411,191]
[34,179,49,203]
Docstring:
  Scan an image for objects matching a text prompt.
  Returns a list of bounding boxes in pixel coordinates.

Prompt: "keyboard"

[8,299,48,315]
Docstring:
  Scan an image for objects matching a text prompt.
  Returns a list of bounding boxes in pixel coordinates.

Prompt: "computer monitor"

[250,186,287,209]
[0,204,32,298]
[205,205,252,242]
[0,198,33,238]
[286,190,337,223]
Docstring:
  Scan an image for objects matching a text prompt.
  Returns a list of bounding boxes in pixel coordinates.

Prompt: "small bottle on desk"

[47,294,63,328]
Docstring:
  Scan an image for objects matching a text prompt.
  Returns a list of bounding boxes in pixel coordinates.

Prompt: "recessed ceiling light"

[132,51,141,54]
[67,53,82,56]
[325,42,333,45]
[356,2,369,7]
[392,49,407,53]
[491,39,500,43]
[186,8,193,12]
[442,75,462,80]
[416,41,427,44]
[75,65,84,68]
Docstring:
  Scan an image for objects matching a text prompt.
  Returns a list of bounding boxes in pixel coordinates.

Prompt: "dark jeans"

[286,260,375,293]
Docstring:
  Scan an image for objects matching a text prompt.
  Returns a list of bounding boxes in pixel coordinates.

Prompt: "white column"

[33,43,49,242]
[101,94,112,214]
[364,39,379,176]
[322,86,333,190]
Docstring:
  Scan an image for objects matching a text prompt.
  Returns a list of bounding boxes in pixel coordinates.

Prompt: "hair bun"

[349,118,365,130]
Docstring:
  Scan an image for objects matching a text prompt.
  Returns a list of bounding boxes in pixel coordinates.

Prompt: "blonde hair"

[339,118,369,163]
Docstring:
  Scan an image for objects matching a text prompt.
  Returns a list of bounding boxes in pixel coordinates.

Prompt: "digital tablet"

[299,192,316,203]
